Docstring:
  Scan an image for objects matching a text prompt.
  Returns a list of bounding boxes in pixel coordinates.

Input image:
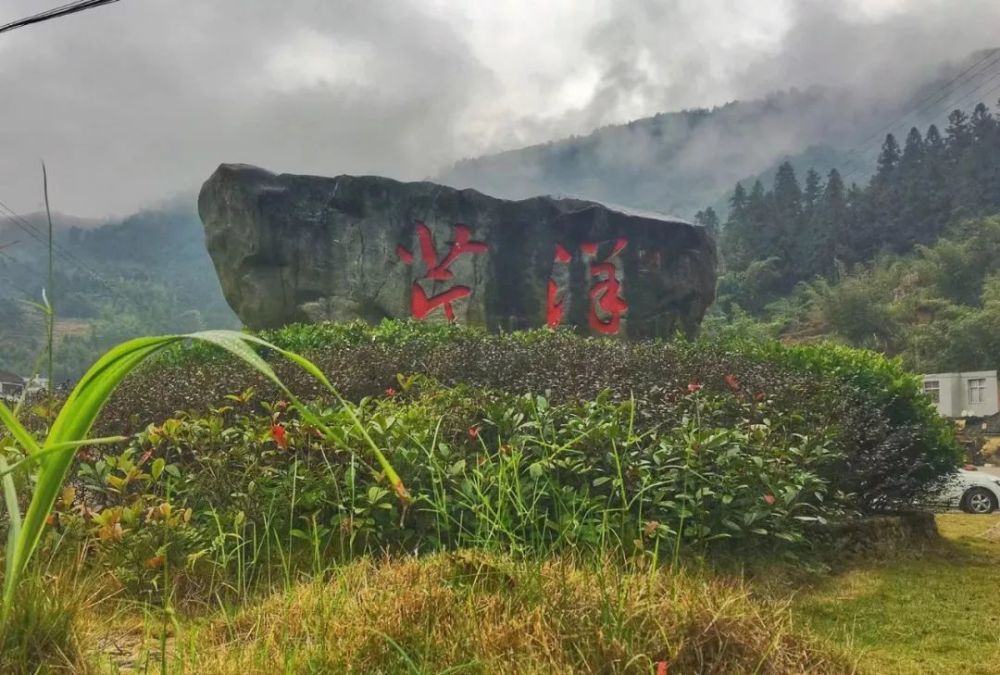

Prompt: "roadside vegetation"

[0,320,966,672]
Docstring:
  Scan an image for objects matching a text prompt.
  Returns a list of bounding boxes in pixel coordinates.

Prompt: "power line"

[0,0,121,37]
[0,198,116,290]
[835,49,1000,182]
[0,250,37,298]
[840,58,1000,184]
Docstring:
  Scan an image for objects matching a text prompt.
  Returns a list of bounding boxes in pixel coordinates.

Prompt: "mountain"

[0,200,237,380]
[438,50,1000,220]
[3,50,996,379]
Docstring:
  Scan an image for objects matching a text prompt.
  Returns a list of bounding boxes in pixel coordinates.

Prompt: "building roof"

[0,370,23,384]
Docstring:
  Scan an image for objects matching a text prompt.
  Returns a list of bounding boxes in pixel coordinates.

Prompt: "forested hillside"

[706,99,1000,373]
[3,52,998,381]
[0,201,237,380]
[439,50,999,219]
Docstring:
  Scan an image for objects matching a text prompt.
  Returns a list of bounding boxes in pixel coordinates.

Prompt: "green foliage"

[727,214,1000,374]
[96,320,958,515]
[0,204,239,381]
[717,100,1000,299]
[0,330,387,622]
[60,381,843,599]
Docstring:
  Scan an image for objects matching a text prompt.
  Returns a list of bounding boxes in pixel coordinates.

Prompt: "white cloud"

[0,0,996,217]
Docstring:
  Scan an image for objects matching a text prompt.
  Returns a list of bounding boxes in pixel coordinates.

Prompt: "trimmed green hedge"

[95,320,960,512]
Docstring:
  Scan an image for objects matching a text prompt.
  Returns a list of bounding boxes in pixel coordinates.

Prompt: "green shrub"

[96,321,959,512]
[732,339,961,509]
[61,381,849,596]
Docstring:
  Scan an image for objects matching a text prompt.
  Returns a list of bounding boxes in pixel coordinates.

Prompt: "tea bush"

[55,381,844,595]
[97,321,960,512]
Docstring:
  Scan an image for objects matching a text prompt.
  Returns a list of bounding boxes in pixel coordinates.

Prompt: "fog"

[0,0,998,218]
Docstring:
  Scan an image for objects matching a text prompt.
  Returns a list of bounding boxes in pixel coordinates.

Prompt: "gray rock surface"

[198,164,717,337]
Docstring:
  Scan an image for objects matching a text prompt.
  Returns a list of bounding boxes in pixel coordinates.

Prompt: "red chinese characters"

[547,238,628,334]
[397,222,487,320]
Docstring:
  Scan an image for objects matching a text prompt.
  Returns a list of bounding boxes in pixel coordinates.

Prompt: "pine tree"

[945,109,972,160]
[720,184,750,269]
[820,169,848,266]
[771,162,803,268]
[970,103,995,142]
[745,180,771,264]
[924,123,944,156]
[728,183,748,224]
[897,127,930,246]
[803,168,823,219]
[900,127,925,173]
[875,133,901,185]
[844,181,869,262]
[694,207,720,238]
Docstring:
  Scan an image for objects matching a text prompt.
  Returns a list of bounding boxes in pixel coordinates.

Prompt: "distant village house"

[922,370,999,418]
[0,369,25,402]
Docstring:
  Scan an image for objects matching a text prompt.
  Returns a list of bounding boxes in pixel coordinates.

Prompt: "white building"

[0,370,24,402]
[922,370,999,418]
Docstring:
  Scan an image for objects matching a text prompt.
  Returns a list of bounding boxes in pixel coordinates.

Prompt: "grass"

[84,552,855,674]
[0,329,404,625]
[12,514,1000,672]
[791,514,1000,674]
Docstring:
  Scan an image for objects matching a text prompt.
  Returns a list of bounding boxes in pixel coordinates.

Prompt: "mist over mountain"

[2,43,999,379]
[0,202,236,379]
[439,50,1000,219]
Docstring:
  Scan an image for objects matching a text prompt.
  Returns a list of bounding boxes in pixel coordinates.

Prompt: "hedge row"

[94,320,960,511]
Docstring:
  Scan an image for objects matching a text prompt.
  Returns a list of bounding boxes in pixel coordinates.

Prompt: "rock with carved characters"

[198,163,717,337]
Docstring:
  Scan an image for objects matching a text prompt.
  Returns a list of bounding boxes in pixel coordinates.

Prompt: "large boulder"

[198,164,717,337]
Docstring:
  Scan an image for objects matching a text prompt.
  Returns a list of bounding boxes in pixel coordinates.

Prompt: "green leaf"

[151,458,166,481]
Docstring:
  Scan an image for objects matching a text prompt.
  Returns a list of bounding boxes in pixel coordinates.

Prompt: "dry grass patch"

[179,552,856,674]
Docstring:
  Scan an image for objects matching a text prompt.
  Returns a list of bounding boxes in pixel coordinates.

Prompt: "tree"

[817,168,847,269]
[694,207,720,240]
[900,127,925,174]
[744,179,771,265]
[728,183,747,222]
[771,162,803,271]
[705,101,1000,317]
[875,133,901,185]
[803,168,823,218]
[945,109,972,159]
[720,183,749,269]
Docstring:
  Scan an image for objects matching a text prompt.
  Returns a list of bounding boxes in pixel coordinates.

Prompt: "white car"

[930,469,1000,514]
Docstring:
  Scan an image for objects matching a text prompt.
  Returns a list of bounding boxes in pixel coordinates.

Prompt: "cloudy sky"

[0,0,998,217]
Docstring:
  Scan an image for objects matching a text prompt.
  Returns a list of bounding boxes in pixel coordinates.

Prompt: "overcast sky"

[1,0,998,218]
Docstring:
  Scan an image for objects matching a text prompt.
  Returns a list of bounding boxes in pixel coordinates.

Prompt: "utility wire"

[841,59,1000,184]
[0,0,121,37]
[835,49,1000,182]
[0,250,37,298]
[0,198,116,290]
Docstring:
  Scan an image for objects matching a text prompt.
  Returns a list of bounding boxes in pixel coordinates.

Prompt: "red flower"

[385,387,397,398]
[657,662,669,675]
[763,494,776,506]
[754,391,766,402]
[724,374,740,392]
[468,425,480,440]
[687,382,703,393]
[271,424,289,450]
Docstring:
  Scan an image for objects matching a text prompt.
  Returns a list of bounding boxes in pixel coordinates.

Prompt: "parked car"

[927,468,1000,514]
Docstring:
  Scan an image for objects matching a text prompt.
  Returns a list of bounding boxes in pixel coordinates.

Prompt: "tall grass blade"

[0,330,398,621]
